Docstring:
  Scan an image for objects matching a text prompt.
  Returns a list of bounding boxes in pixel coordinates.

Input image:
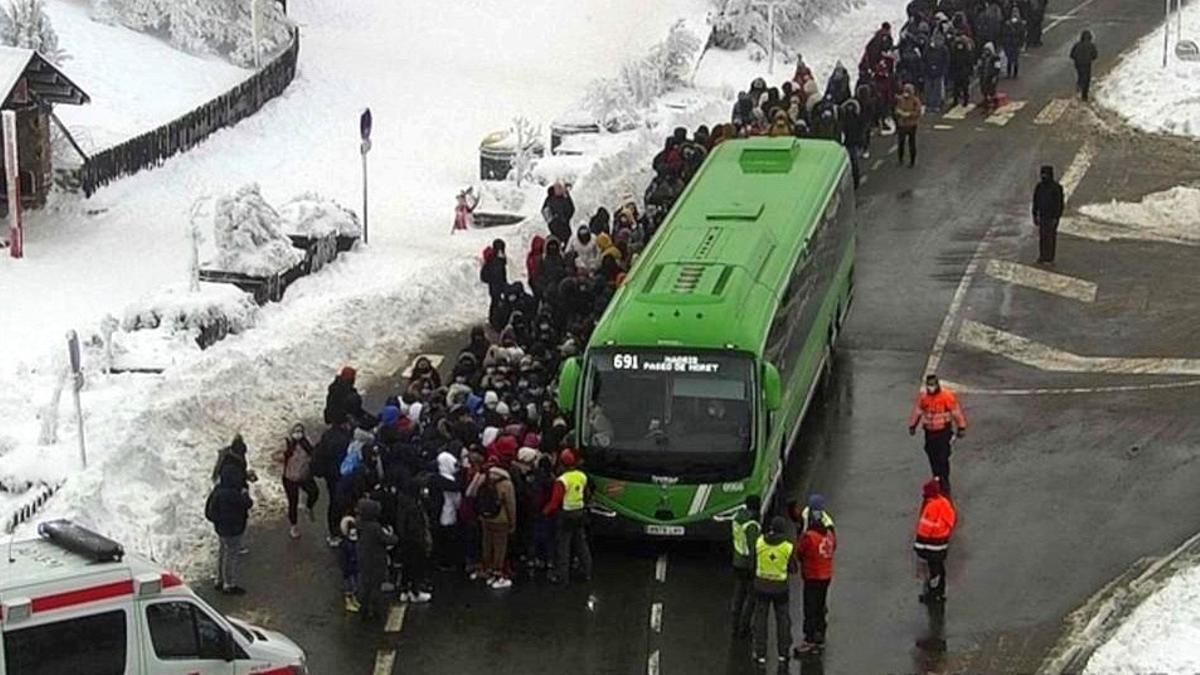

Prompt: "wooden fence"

[80,29,301,196]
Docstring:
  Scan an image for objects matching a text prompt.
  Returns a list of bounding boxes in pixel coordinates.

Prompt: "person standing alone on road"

[730,494,762,638]
[913,478,957,605]
[895,84,922,168]
[908,374,967,495]
[1032,165,1065,264]
[1070,30,1099,101]
[751,516,797,673]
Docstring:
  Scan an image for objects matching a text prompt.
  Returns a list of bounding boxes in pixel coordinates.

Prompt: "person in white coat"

[570,225,600,273]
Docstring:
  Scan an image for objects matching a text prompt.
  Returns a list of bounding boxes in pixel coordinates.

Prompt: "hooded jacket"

[895,85,922,129]
[355,498,398,586]
[211,437,250,489]
[525,235,545,291]
[430,451,463,527]
[1032,173,1065,222]
[205,466,253,537]
[570,230,600,272]
[478,466,517,530]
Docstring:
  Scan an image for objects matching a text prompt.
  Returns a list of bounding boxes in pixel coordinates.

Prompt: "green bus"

[556,137,856,538]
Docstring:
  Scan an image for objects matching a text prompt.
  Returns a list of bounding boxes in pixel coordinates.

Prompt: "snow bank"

[278,193,362,238]
[45,0,249,151]
[1079,186,1200,245]
[205,184,304,276]
[1084,562,1200,674]
[122,283,259,334]
[1096,3,1200,138]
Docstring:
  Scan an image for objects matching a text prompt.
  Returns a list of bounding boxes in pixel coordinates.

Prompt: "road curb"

[1038,529,1200,674]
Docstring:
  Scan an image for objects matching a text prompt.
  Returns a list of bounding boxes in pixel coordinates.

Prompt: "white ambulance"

[0,520,308,674]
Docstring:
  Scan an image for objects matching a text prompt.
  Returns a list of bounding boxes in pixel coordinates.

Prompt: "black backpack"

[475,479,502,519]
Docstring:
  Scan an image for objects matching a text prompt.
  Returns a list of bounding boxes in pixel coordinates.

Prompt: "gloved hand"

[955,429,966,440]
[908,425,917,436]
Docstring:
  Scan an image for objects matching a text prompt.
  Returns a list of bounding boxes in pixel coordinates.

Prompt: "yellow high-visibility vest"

[559,470,587,511]
[731,515,755,557]
[755,536,794,582]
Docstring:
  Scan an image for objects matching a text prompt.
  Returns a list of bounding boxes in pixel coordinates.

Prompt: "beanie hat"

[517,447,539,464]
[769,515,789,535]
[379,405,400,427]
[807,493,826,514]
[484,391,500,409]
[339,366,356,381]
[496,401,510,416]
[560,448,577,467]
[923,477,942,498]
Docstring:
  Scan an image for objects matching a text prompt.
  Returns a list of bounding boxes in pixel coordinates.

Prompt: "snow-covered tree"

[509,116,541,188]
[0,0,67,64]
[90,0,293,68]
[208,184,302,276]
[584,20,702,129]
[708,0,862,54]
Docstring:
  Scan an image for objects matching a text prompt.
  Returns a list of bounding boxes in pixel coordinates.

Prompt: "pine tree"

[0,0,67,64]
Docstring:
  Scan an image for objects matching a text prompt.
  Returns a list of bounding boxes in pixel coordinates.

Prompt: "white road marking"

[1034,98,1071,125]
[985,100,1028,126]
[933,124,954,130]
[923,228,995,377]
[943,377,1200,396]
[943,103,977,120]
[385,603,407,633]
[1044,0,1101,34]
[957,319,1200,375]
[650,602,663,633]
[655,553,668,582]
[983,259,1097,302]
[373,650,397,675]
[648,650,661,675]
[870,159,884,171]
[1060,141,1096,204]
[1058,215,1200,246]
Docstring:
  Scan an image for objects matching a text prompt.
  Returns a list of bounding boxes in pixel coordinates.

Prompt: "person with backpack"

[205,465,253,595]
[275,423,319,539]
[469,461,517,589]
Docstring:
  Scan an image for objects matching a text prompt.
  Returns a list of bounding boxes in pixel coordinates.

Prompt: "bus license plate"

[645,524,685,536]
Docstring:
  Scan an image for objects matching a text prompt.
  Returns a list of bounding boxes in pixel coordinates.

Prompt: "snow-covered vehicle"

[0,520,308,674]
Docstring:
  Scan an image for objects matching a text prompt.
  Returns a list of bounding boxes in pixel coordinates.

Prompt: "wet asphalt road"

[202,2,1200,673]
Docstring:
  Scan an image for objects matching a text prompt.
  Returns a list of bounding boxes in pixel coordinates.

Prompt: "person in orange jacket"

[907,374,967,495]
[913,477,957,605]
[793,510,836,655]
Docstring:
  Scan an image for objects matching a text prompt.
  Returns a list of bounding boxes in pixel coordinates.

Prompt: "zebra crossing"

[931,97,1070,128]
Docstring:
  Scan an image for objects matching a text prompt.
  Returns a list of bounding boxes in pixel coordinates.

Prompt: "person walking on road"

[908,374,967,495]
[1070,30,1099,101]
[1032,165,1065,264]
[794,511,836,655]
[544,449,593,584]
[730,494,763,638]
[276,423,319,539]
[205,465,253,595]
[913,478,957,605]
[895,83,922,168]
[1001,7,1026,78]
[751,516,797,673]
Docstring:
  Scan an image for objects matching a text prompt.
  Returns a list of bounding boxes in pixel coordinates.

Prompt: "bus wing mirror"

[763,362,782,411]
[557,357,581,412]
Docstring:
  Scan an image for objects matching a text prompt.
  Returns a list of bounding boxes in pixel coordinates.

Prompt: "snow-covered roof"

[0,46,89,108]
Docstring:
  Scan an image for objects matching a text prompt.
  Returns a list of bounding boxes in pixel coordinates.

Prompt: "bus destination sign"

[612,353,720,374]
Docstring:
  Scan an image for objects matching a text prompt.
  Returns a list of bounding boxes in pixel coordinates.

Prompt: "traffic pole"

[359,108,372,245]
[1164,0,1171,68]
[66,330,87,468]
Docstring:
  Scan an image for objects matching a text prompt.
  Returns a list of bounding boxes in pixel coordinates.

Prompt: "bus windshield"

[581,348,755,481]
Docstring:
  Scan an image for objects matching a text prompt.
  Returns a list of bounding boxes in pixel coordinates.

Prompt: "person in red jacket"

[913,477,957,605]
[525,235,545,299]
[907,374,967,495]
[794,513,836,654]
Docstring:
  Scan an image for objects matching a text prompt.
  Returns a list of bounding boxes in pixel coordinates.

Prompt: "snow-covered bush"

[122,283,259,335]
[708,0,862,54]
[0,0,67,63]
[278,193,362,238]
[583,20,702,130]
[205,184,303,276]
[89,0,292,68]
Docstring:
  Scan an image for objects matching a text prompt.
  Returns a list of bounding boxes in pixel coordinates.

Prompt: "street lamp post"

[360,108,373,245]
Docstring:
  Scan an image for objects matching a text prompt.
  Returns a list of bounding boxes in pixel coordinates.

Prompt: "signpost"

[66,330,88,468]
[753,0,786,75]
[3,109,22,258]
[251,0,262,69]
[360,108,372,245]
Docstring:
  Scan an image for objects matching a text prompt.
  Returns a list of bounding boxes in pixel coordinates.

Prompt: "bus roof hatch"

[737,144,799,174]
[705,201,763,221]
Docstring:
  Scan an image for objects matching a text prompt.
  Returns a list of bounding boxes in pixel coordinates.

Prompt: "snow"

[122,282,259,334]
[1096,2,1200,138]
[278,193,362,238]
[1079,186,1200,245]
[203,184,304,276]
[0,0,910,576]
[1084,563,1200,674]
[44,0,250,151]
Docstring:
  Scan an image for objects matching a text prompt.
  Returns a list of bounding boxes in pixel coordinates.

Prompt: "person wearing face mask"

[275,423,320,539]
[907,374,967,495]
